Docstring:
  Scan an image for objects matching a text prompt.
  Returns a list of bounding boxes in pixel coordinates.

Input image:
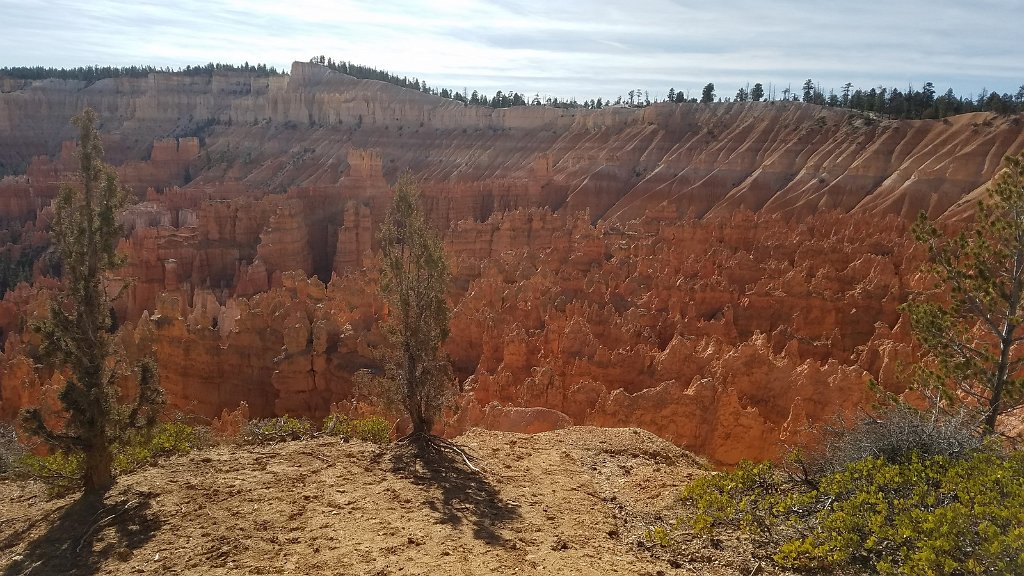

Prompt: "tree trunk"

[987,327,1015,434]
[406,351,429,437]
[984,374,1004,434]
[410,410,428,437]
[83,440,114,493]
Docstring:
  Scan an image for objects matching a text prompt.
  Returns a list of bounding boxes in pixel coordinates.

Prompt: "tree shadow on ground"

[382,439,521,546]
[2,489,160,576]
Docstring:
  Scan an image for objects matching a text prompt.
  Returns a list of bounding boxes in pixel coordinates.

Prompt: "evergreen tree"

[905,153,1024,433]
[802,79,815,102]
[874,87,887,112]
[750,83,764,102]
[700,83,715,104]
[20,108,163,493]
[893,88,910,117]
[375,174,453,437]
[977,88,990,108]
[921,82,936,110]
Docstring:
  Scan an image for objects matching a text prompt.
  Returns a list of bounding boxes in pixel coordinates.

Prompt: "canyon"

[1,62,1022,464]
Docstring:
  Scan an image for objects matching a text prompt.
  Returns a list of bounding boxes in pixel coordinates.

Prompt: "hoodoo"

[0,63,1022,463]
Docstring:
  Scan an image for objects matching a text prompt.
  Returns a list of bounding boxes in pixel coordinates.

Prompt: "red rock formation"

[2,206,928,464]
[439,209,922,463]
[117,138,199,193]
[4,63,1023,464]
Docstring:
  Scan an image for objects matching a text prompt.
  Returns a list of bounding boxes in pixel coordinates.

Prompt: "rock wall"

[0,208,924,464]
[118,137,199,193]
[3,63,1022,223]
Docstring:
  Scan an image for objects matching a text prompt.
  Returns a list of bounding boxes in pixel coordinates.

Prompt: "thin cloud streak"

[0,0,1019,101]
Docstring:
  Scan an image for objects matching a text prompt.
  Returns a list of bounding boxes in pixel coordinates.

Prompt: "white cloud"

[0,0,1019,100]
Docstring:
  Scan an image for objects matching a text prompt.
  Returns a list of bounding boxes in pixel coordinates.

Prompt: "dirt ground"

[0,427,783,575]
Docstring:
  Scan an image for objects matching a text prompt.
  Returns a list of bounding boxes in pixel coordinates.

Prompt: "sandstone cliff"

[1,63,1019,464]
[2,63,1022,224]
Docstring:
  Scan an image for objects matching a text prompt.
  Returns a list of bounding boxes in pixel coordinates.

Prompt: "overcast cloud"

[0,0,1020,102]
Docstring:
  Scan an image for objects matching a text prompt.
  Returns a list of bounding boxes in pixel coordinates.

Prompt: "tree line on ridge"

[312,55,1024,119]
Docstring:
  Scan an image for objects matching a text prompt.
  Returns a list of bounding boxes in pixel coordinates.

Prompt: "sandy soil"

[0,427,781,575]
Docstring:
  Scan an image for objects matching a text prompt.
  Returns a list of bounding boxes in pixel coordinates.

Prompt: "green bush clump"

[683,450,1024,575]
[18,450,83,497]
[15,421,202,497]
[322,414,391,444]
[644,525,674,547]
[683,460,781,536]
[320,414,350,437]
[242,415,313,444]
[113,421,202,473]
[779,451,1024,575]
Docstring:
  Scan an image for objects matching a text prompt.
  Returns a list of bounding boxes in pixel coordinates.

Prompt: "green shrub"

[242,415,313,444]
[644,525,674,547]
[320,413,350,437]
[682,450,1024,575]
[113,421,201,473]
[779,451,1024,575]
[18,451,83,497]
[240,414,391,445]
[147,421,203,455]
[350,416,391,444]
[322,414,391,444]
[15,421,203,497]
[683,460,781,536]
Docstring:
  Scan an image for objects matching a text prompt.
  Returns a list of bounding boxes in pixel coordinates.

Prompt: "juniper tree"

[376,173,453,437]
[20,108,163,493]
[904,152,1024,433]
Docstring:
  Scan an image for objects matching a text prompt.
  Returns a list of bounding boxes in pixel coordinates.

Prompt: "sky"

[1,0,1021,102]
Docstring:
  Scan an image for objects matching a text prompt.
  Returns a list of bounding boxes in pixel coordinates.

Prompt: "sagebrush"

[792,401,985,480]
